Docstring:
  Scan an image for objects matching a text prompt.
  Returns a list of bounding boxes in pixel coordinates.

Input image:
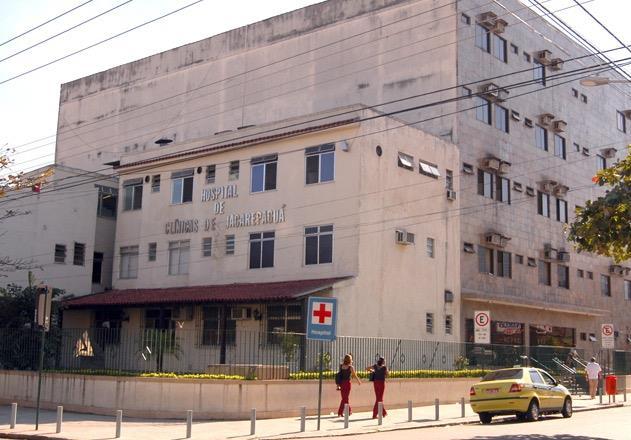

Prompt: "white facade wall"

[109,107,460,339]
[0,166,117,295]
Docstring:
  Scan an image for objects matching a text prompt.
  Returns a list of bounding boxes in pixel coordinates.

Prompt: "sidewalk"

[0,395,625,440]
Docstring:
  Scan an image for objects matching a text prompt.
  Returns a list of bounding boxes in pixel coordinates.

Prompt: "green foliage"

[279,333,300,362]
[289,369,490,380]
[0,283,64,329]
[454,355,470,370]
[42,369,245,380]
[568,146,631,263]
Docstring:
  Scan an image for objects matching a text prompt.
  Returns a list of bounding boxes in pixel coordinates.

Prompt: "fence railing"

[0,328,629,378]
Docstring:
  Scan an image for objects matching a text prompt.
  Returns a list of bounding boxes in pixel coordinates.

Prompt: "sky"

[0,0,629,174]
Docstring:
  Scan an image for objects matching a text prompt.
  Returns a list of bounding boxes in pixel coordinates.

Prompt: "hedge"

[289,369,490,380]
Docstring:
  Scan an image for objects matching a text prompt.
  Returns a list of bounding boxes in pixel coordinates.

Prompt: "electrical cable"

[0,0,206,86]
[0,0,94,48]
[0,1,135,65]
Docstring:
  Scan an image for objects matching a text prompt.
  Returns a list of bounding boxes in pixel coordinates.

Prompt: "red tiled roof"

[63,277,352,308]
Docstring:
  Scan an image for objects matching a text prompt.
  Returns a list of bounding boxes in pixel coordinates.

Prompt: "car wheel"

[479,413,493,424]
[526,399,540,422]
[516,413,527,422]
[561,397,572,418]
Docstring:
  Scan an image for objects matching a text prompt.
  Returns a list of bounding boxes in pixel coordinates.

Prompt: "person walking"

[585,356,602,399]
[367,356,389,419]
[337,354,361,417]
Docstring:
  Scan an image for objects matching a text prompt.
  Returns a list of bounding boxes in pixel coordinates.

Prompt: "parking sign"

[306,297,337,341]
[474,311,491,344]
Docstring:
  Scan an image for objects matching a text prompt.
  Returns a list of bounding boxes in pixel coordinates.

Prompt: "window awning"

[63,277,352,308]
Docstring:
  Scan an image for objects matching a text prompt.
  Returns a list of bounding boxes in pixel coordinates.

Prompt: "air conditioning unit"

[490,18,508,34]
[552,120,567,133]
[446,189,457,201]
[549,58,564,71]
[609,265,626,276]
[539,113,555,126]
[553,184,569,197]
[481,157,501,171]
[557,251,570,262]
[543,243,557,260]
[485,232,509,248]
[540,180,557,193]
[171,305,194,321]
[477,11,498,28]
[601,148,617,159]
[231,307,251,320]
[498,161,511,175]
[479,83,508,101]
[395,229,415,245]
[535,49,553,65]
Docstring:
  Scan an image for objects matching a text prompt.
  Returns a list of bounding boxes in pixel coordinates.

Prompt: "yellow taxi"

[469,367,572,424]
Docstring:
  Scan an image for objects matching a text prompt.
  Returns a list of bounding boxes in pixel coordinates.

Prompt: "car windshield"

[481,369,524,381]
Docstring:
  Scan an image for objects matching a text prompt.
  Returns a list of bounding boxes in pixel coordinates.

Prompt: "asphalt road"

[330,406,631,440]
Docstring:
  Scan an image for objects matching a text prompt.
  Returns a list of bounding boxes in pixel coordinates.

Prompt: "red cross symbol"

[313,303,332,324]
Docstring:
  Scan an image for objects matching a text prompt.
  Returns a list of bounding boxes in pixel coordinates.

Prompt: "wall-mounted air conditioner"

[552,120,567,133]
[543,243,557,260]
[231,307,252,320]
[549,58,564,71]
[479,83,508,101]
[395,229,415,245]
[481,157,501,171]
[540,180,557,193]
[535,49,553,65]
[539,113,555,126]
[601,148,617,159]
[485,232,510,248]
[557,251,570,262]
[446,190,457,201]
[553,184,569,198]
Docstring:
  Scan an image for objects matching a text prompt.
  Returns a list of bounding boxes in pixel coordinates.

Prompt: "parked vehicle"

[469,367,572,424]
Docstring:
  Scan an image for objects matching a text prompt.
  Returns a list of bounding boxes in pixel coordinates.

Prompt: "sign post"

[306,297,337,431]
[34,285,52,430]
[601,323,614,349]
[474,311,491,344]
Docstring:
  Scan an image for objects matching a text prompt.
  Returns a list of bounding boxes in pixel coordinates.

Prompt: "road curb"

[0,403,626,440]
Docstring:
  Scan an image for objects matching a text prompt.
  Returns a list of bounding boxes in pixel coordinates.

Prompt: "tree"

[0,144,52,274]
[568,146,631,263]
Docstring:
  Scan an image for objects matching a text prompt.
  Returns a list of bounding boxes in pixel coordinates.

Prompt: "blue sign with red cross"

[306,297,337,341]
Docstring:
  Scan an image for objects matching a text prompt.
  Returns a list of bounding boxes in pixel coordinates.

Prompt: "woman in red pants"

[337,354,361,416]
[367,357,389,418]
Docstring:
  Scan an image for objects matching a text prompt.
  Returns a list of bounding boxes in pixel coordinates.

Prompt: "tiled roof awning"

[63,277,352,308]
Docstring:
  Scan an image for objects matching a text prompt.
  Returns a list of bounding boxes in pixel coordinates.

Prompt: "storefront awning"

[63,277,352,308]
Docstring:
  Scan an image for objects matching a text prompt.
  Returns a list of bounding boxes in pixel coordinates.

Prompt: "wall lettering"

[165,219,199,234]
[201,184,238,202]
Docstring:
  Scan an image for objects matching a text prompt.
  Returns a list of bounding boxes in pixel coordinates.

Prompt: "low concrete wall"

[0,371,479,420]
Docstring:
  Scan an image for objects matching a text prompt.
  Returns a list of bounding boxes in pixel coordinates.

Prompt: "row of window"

[122,145,336,211]
[54,243,85,266]
[119,225,334,279]
[476,244,631,298]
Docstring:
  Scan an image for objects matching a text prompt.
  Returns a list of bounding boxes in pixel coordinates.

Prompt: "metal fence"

[0,328,628,378]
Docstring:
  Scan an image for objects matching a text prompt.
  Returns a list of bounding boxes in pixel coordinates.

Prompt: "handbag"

[368,370,375,381]
[335,367,343,385]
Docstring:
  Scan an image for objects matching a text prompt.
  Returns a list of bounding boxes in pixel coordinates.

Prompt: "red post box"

[605,375,617,395]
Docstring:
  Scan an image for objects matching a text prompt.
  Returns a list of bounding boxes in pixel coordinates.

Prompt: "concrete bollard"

[300,406,306,432]
[434,398,439,421]
[186,410,193,438]
[377,402,383,425]
[407,400,412,422]
[460,397,465,418]
[343,404,349,429]
[10,403,17,429]
[56,406,63,433]
[599,381,603,405]
[250,408,256,436]
[115,410,122,438]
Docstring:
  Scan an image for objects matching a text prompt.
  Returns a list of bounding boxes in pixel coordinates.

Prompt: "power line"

[571,0,631,61]
[0,0,94,48]
[7,0,585,156]
[0,0,205,86]
[0,1,135,64]
[3,53,624,205]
